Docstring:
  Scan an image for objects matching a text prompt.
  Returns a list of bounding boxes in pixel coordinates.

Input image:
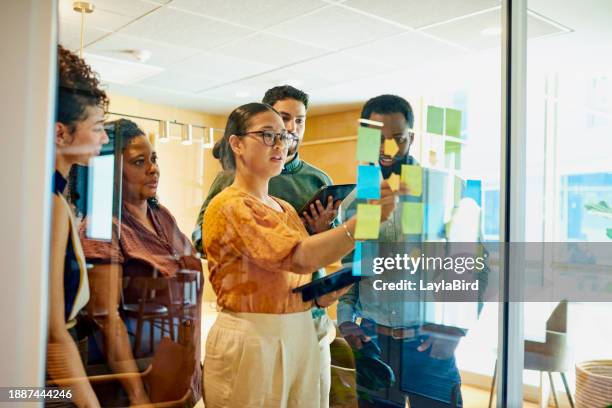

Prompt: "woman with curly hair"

[46,45,114,407]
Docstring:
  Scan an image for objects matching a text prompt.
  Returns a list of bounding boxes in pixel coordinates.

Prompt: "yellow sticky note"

[383,138,397,156]
[402,202,423,234]
[354,204,381,240]
[401,165,423,197]
[387,173,400,191]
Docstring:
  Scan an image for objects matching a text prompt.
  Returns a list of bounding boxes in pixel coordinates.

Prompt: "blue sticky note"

[356,165,380,199]
[424,202,445,240]
[352,241,362,276]
[465,180,482,206]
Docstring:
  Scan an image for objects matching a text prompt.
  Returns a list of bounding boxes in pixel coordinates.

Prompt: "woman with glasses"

[201,102,396,408]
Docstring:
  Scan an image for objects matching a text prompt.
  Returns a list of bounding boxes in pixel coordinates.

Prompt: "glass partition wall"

[29,0,609,406]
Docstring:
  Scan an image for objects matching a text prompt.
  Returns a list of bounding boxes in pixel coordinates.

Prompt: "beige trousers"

[204,310,321,408]
[314,313,336,408]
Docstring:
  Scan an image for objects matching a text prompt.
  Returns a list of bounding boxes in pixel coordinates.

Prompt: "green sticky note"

[401,164,422,197]
[402,202,423,235]
[445,141,462,153]
[445,141,462,169]
[354,204,381,240]
[427,106,444,135]
[607,228,612,239]
[356,126,381,163]
[453,175,463,206]
[445,108,462,137]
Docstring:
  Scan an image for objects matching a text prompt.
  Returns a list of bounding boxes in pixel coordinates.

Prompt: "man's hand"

[302,196,341,234]
[416,334,461,360]
[339,321,371,350]
[370,180,397,222]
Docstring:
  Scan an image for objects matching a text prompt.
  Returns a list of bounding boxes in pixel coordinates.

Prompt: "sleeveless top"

[53,171,89,328]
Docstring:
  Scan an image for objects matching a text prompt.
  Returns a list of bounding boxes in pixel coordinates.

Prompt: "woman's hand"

[302,196,341,234]
[314,285,352,308]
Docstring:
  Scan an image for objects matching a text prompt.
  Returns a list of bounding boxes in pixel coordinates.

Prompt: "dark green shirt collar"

[282,153,303,174]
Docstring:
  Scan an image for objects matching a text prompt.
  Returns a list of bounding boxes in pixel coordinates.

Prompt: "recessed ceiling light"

[235,91,250,98]
[481,27,501,36]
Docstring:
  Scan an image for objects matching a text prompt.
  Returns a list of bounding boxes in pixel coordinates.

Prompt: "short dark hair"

[262,85,309,110]
[214,103,280,170]
[57,45,109,132]
[360,94,414,128]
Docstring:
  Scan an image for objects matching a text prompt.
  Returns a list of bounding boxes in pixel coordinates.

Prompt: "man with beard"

[193,85,340,408]
[337,94,469,408]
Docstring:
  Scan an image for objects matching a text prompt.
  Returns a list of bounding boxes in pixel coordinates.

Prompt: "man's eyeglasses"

[381,131,413,145]
[241,130,297,147]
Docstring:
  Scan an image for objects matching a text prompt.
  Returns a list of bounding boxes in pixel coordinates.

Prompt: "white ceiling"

[57,0,601,116]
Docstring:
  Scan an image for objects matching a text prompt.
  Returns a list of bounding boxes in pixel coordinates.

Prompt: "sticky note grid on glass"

[356,126,381,163]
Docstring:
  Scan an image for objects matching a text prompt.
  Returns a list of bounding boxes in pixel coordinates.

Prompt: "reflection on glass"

[518,1,612,406]
[85,155,114,241]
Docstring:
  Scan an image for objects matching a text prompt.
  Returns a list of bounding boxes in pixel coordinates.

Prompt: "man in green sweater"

[192,85,341,408]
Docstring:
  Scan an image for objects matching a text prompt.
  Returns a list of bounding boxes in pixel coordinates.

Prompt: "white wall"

[0,0,57,388]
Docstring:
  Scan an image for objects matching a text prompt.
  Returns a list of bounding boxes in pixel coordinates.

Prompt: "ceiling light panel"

[215,32,329,66]
[288,51,396,83]
[120,7,254,51]
[342,0,500,29]
[167,52,274,83]
[197,80,270,101]
[266,5,404,50]
[345,31,466,69]
[84,53,164,85]
[87,33,200,67]
[246,68,336,91]
[136,71,225,93]
[170,0,329,30]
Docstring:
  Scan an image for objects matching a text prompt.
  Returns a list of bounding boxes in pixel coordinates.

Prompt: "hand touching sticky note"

[356,165,380,199]
[401,165,423,197]
[356,126,381,163]
[402,202,423,234]
[354,204,381,240]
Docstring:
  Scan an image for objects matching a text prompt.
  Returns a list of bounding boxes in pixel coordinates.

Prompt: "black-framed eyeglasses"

[240,130,297,147]
[381,131,413,145]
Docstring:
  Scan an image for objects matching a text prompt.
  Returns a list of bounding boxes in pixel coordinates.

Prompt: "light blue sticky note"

[352,241,362,276]
[356,165,380,199]
[465,180,482,206]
